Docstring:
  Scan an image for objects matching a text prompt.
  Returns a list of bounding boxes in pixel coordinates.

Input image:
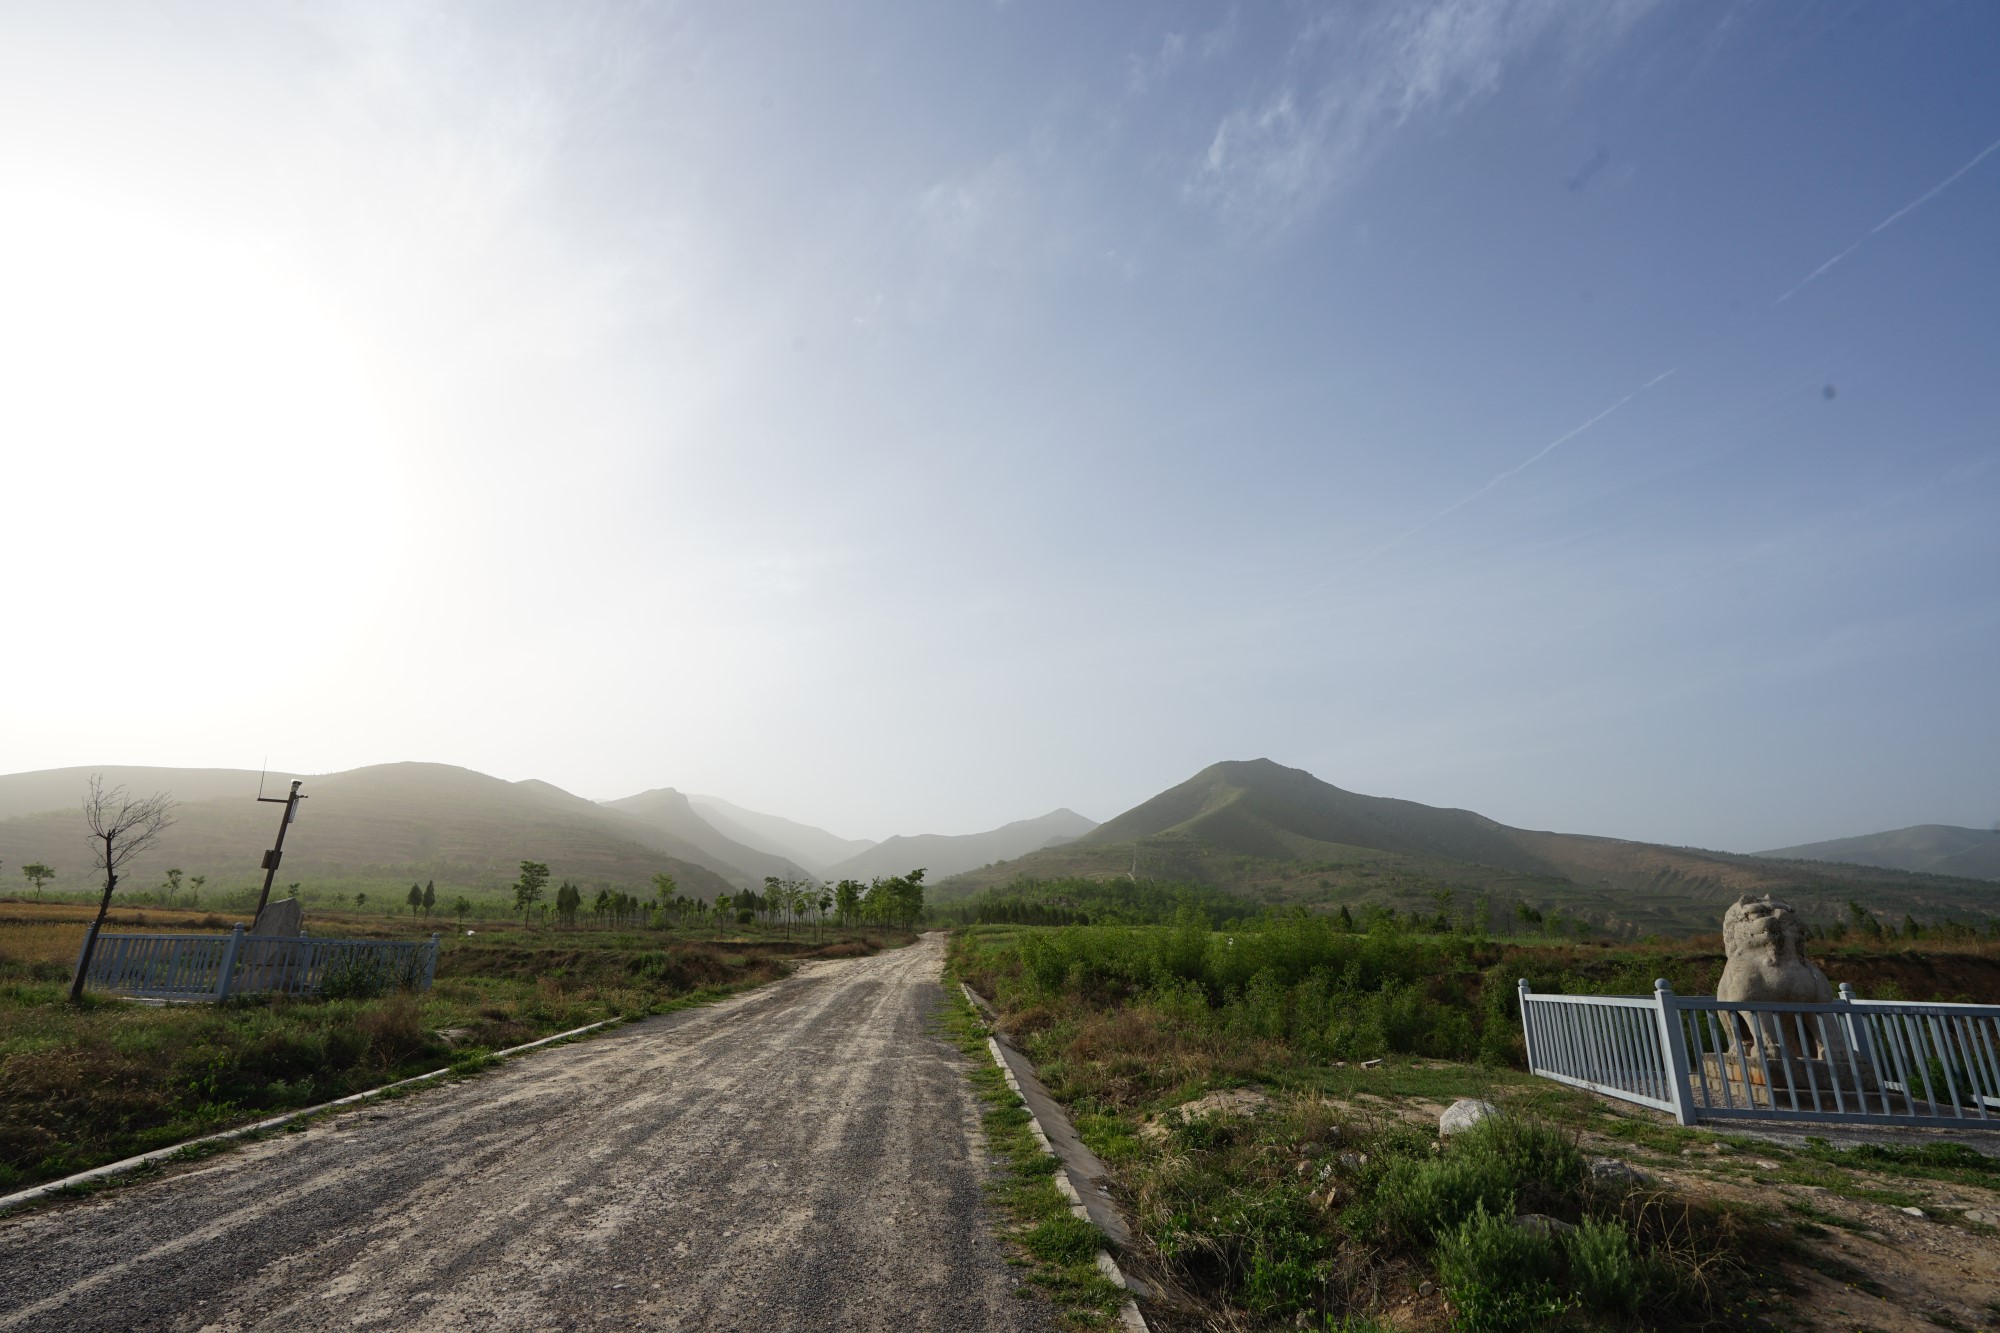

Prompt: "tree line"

[503,860,928,934]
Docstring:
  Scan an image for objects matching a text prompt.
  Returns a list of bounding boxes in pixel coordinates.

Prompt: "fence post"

[1653,979,1696,1126]
[1836,981,1876,1085]
[423,934,440,990]
[1517,980,1536,1070]
[214,923,246,1002]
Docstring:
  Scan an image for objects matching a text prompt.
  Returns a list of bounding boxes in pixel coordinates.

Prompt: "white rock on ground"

[1438,1099,1501,1136]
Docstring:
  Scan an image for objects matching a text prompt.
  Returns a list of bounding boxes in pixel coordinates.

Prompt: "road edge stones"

[963,983,1150,1333]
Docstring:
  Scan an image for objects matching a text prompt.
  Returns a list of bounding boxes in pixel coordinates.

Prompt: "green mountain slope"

[940,760,1999,934]
[686,795,875,878]
[1759,824,2000,882]
[0,763,736,903]
[828,809,1097,884]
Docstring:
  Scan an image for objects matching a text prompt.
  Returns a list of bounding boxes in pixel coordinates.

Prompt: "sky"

[2,1,1996,853]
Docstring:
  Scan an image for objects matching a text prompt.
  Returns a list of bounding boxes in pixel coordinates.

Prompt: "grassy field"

[951,917,2000,1331]
[0,897,912,1191]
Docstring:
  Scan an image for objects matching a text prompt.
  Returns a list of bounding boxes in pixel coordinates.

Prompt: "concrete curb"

[0,1016,625,1217]
[962,983,1148,1333]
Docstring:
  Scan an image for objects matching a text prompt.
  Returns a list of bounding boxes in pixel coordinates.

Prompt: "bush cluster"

[1140,1104,1733,1331]
[1005,910,1515,1064]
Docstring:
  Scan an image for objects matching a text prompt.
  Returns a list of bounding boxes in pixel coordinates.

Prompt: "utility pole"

[253,780,306,924]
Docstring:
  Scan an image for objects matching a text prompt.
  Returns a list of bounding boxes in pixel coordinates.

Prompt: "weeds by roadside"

[953,923,1810,1330]
[934,981,1128,1329]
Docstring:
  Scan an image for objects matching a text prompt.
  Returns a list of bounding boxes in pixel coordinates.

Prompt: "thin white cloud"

[1187,0,1658,236]
[1127,11,1237,97]
[1774,133,2000,305]
[1351,368,1677,569]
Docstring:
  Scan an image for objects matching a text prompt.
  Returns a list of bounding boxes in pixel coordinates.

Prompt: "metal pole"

[253,781,305,923]
[1653,979,1697,1126]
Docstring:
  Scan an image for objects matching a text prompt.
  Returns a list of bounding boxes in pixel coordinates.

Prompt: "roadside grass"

[947,920,2000,1330]
[935,982,1128,1329]
[0,911,912,1192]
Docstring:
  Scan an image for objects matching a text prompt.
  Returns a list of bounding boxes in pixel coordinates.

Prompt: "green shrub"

[1433,1205,1569,1332]
[318,950,392,1000]
[1230,1188,1326,1313]
[1448,1115,1586,1213]
[1566,1216,1642,1316]
[1354,1153,1515,1245]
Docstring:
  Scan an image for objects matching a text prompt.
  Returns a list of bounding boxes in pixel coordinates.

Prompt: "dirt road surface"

[0,933,1052,1333]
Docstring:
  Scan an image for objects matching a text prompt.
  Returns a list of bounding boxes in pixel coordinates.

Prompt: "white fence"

[77,925,440,1001]
[1519,979,2000,1129]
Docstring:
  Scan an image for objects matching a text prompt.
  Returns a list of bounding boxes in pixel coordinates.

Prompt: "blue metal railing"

[1520,979,2000,1129]
[77,925,440,1001]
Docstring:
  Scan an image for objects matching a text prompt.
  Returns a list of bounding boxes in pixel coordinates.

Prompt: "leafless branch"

[83,773,177,875]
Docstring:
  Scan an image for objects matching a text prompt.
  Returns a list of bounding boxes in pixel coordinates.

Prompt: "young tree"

[453,895,472,924]
[70,777,177,1004]
[835,879,861,926]
[422,881,436,917]
[555,880,581,928]
[162,868,184,904]
[407,883,424,914]
[356,891,368,910]
[513,860,551,926]
[653,872,678,917]
[188,874,205,905]
[21,863,54,900]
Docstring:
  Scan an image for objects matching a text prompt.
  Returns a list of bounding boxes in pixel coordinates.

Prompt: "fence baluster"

[1927,1014,1966,1118]
[1970,1016,2000,1113]
[1769,1010,1801,1112]
[1884,1011,1923,1118]
[1793,1013,1825,1112]
[1956,1014,1990,1117]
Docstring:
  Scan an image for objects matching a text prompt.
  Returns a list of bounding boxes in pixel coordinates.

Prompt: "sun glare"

[2,186,407,698]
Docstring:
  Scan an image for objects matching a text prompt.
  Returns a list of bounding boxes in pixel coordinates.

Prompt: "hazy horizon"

[4,3,1996,853]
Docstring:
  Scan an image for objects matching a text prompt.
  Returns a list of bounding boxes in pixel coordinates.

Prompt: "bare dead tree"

[69,775,177,1004]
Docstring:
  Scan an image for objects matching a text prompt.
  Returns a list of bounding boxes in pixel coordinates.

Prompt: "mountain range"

[0,764,1093,904]
[0,758,1989,934]
[930,759,1999,934]
[1759,824,2000,883]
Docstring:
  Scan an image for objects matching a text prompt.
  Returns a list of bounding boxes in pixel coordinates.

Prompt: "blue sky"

[2,1,1995,851]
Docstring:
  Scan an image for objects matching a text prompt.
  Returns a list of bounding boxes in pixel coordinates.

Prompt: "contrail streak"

[1350,368,1677,568]
[1773,132,2000,306]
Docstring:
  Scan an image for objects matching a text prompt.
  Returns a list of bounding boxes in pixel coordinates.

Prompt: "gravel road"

[0,933,1052,1333]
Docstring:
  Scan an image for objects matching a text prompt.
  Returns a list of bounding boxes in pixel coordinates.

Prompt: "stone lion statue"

[1716,895,1849,1069]
[1718,894,1833,1007]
